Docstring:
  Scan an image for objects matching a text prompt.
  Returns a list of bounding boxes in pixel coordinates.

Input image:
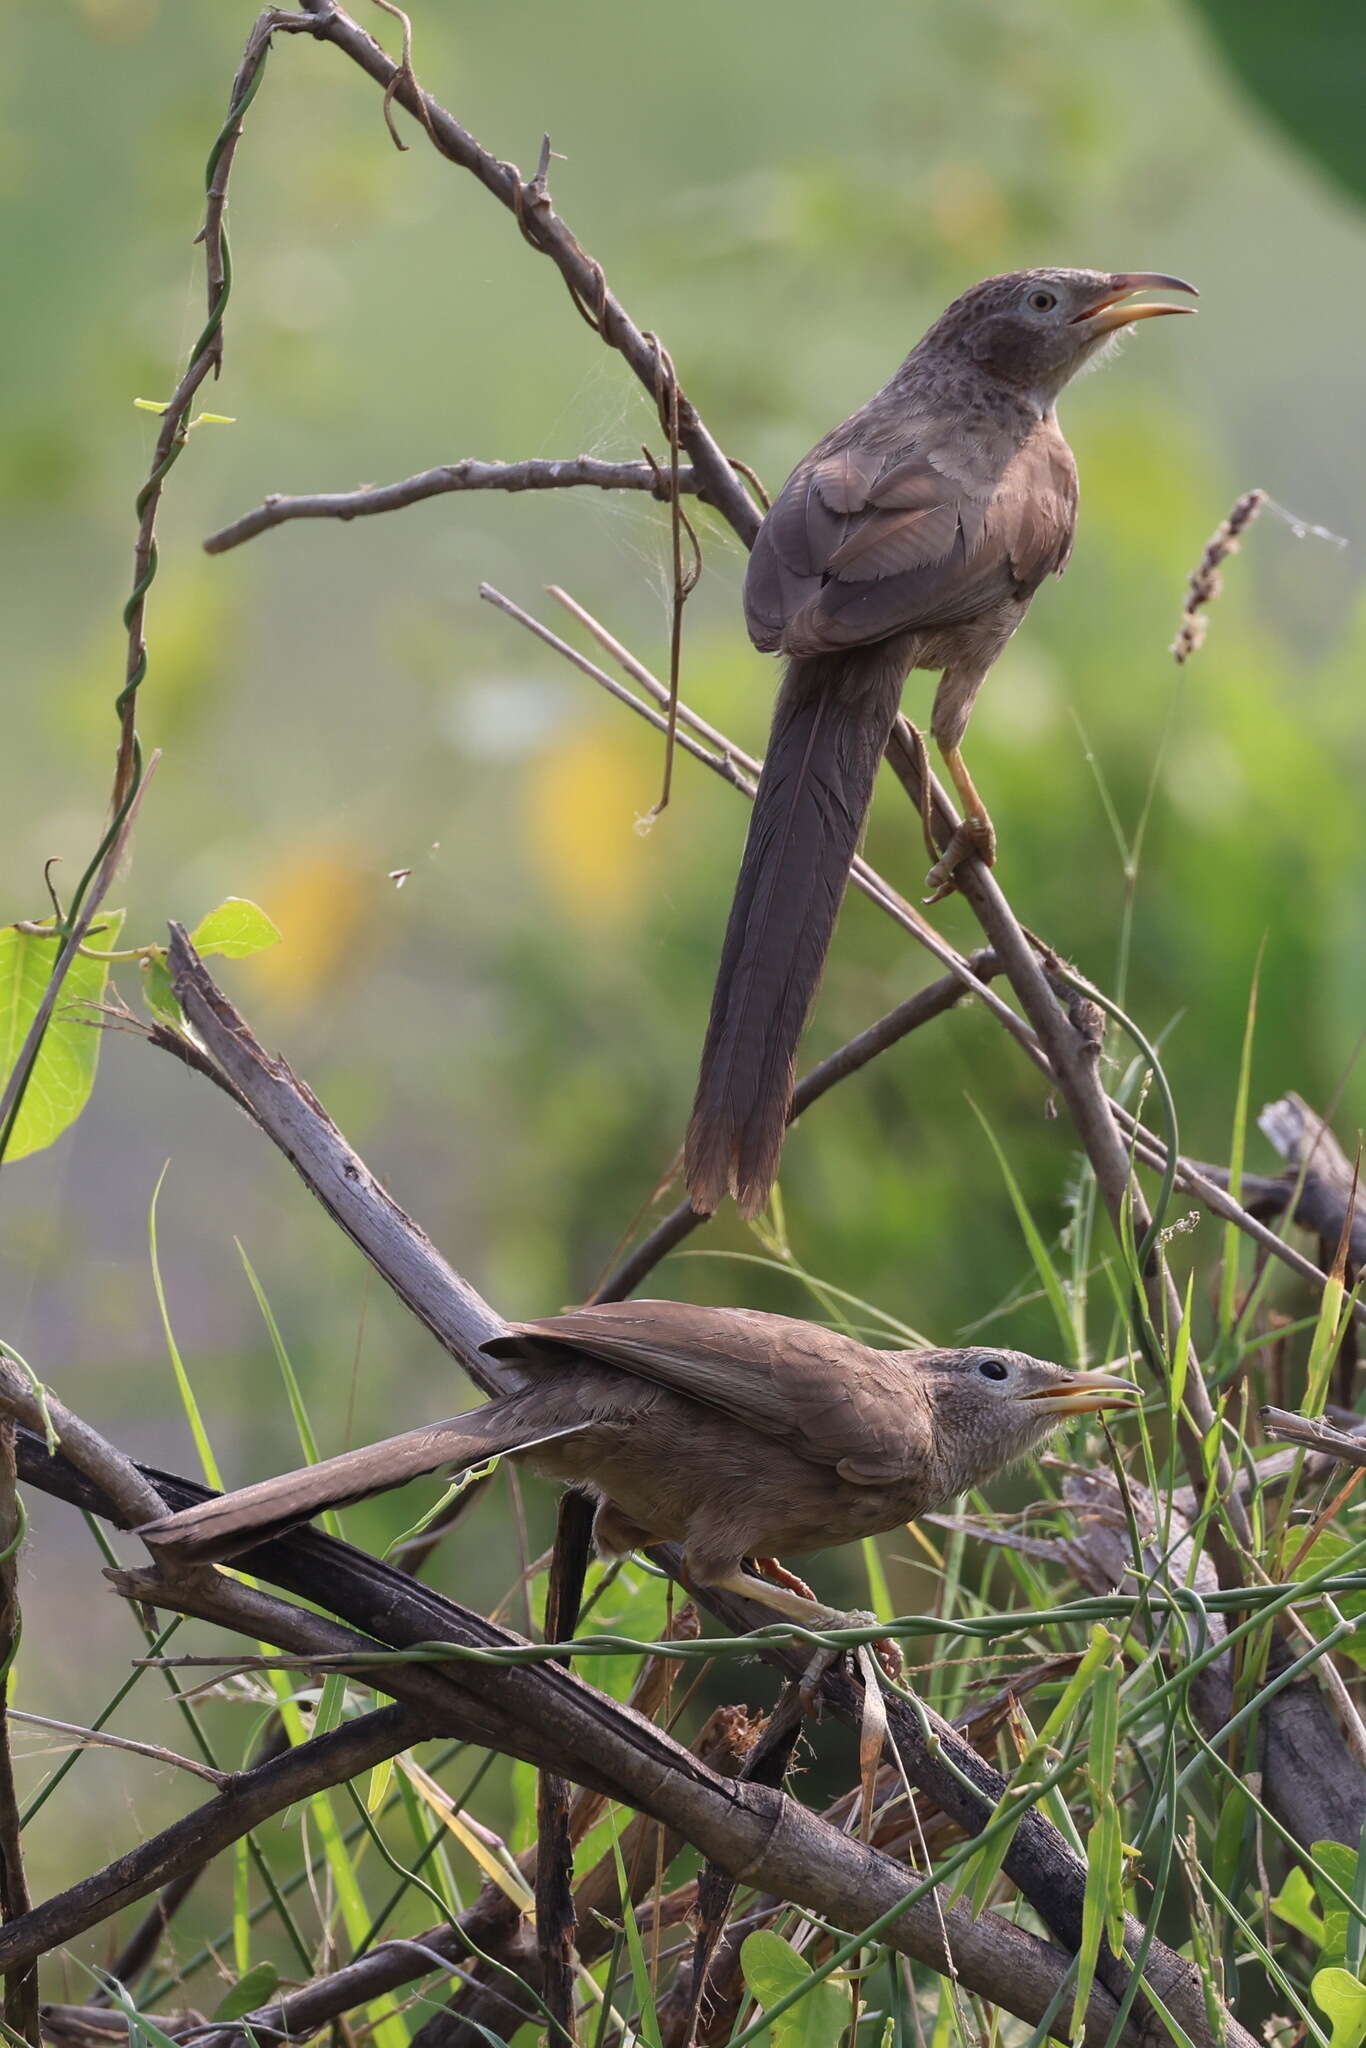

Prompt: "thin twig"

[116,9,317,801]
[5,1712,232,1790]
[294,0,762,545]
[203,458,705,554]
[1260,1408,1366,1468]
[0,1424,35,2044]
[0,1693,428,1973]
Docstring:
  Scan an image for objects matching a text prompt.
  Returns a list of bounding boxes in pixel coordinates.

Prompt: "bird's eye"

[1027,289,1057,312]
[977,1357,1010,1382]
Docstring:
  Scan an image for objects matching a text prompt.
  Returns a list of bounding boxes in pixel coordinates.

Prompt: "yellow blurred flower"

[247,846,367,1004]
[523,729,653,927]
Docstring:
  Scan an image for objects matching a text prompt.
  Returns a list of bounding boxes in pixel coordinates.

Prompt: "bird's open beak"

[1072,273,1199,336]
[1019,1368,1142,1416]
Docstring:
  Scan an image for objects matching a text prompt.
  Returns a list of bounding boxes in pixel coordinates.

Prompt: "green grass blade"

[607,1808,663,2048]
[1218,952,1262,1337]
[236,1240,344,1541]
[148,1164,222,1489]
[968,1098,1078,1360]
[959,1627,1114,1914]
[861,1537,893,1624]
[236,1241,321,1462]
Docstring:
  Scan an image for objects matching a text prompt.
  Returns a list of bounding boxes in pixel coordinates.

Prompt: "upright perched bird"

[686,268,1197,1217]
[141,1300,1134,1642]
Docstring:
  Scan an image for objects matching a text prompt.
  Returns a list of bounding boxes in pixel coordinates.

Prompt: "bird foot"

[923,813,997,902]
[872,1634,904,1683]
[794,1608,887,1713]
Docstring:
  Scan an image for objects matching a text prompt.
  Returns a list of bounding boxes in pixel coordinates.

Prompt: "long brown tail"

[138,1396,584,1563]
[685,644,908,1217]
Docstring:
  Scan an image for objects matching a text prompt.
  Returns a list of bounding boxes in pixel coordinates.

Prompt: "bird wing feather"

[745,422,1077,654]
[487,1301,927,1486]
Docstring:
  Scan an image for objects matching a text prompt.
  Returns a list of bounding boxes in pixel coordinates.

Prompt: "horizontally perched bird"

[686,268,1197,1218]
[141,1300,1136,1641]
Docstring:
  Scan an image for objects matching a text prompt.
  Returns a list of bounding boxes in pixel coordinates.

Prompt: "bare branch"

[0,1697,426,1972]
[287,2,762,546]
[203,458,704,555]
[0,1423,35,2044]
[1112,1114,1366,1328]
[109,1586,1160,2048]
[0,1350,167,1534]
[12,1428,1239,2048]
[1260,1407,1366,1468]
[165,924,511,1396]
[5,1712,230,1790]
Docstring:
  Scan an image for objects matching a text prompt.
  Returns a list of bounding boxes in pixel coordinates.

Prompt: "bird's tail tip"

[683,1115,728,1220]
[684,1109,781,1222]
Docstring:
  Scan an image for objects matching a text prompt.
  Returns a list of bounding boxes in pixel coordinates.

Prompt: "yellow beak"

[1019,1368,1141,1416]
[1073,272,1198,336]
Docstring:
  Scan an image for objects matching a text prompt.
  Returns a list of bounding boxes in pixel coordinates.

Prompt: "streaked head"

[917,1346,1140,1495]
[916,268,1197,403]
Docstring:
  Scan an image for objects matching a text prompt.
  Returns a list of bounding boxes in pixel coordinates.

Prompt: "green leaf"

[0,911,125,1161]
[1182,2,1366,208]
[140,949,184,1030]
[1270,1865,1325,1945]
[740,1931,849,2048]
[212,1964,281,2023]
[96,1982,187,2048]
[1323,1912,1351,1970]
[189,896,281,961]
[1309,1838,1365,1965]
[742,1931,815,2005]
[1312,1844,1362,1912]
[1293,1537,1366,1668]
[1313,1967,1366,2048]
[312,1672,347,1740]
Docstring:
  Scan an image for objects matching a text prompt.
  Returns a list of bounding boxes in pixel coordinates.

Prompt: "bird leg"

[703,1562,903,1696]
[897,718,942,868]
[924,744,997,900]
[752,1557,900,1678]
[753,1555,818,1601]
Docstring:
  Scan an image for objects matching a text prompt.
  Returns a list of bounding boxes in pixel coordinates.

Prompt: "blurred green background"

[3,0,1364,1938]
